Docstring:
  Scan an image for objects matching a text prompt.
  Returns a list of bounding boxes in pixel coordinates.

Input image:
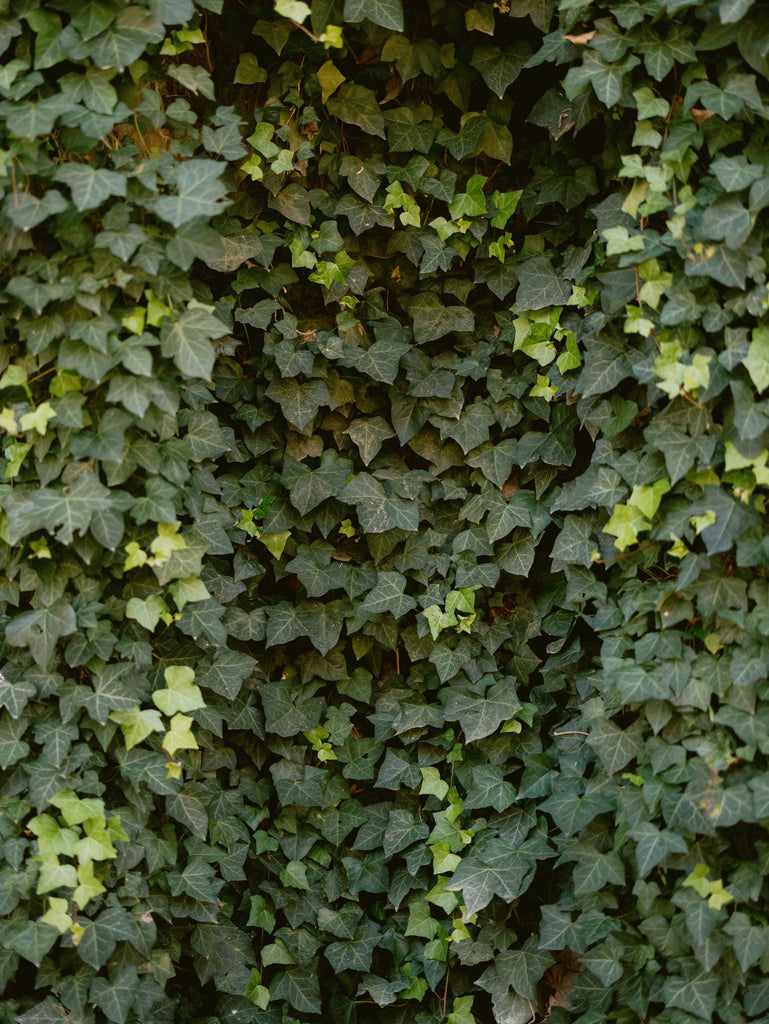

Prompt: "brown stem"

[594,542,656,564]
[291,18,320,42]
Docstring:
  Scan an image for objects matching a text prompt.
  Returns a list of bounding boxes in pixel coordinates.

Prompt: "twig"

[678,387,703,409]
[593,542,656,564]
[440,962,451,1019]
[553,730,588,737]
[291,18,320,42]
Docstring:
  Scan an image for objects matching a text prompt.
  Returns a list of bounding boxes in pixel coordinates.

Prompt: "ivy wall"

[2,0,769,1023]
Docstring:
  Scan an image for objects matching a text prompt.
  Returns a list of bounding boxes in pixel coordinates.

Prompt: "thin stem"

[291,18,320,42]
[440,962,451,1019]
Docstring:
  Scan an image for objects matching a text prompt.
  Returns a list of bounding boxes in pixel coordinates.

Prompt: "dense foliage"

[2,0,769,1022]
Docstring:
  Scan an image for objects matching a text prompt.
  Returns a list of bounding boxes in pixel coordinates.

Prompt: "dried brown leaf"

[544,949,582,1012]
[564,29,595,44]
[690,107,715,125]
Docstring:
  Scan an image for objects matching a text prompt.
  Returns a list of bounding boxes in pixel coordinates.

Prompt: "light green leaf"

[275,0,311,21]
[40,897,73,934]
[317,59,345,102]
[744,327,769,393]
[153,665,206,715]
[125,595,168,631]
[73,860,107,909]
[36,857,78,894]
[161,714,198,757]
[109,706,164,750]
[420,767,449,799]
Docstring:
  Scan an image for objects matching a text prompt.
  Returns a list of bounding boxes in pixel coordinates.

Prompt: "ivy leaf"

[723,912,767,970]
[467,440,518,487]
[155,160,228,226]
[5,474,112,544]
[576,345,632,399]
[125,595,166,632]
[744,327,769,393]
[345,417,396,465]
[266,378,331,429]
[54,164,127,211]
[153,666,206,715]
[327,84,386,139]
[664,968,721,1021]
[9,922,58,967]
[286,452,352,515]
[406,293,475,343]
[587,719,642,775]
[430,637,474,683]
[271,967,322,1015]
[651,427,698,485]
[343,0,404,30]
[690,486,755,555]
[167,63,215,100]
[550,515,593,567]
[539,786,611,835]
[629,821,688,877]
[299,600,347,655]
[0,674,36,719]
[89,8,163,69]
[685,244,749,288]
[443,679,521,742]
[471,44,528,98]
[75,666,138,724]
[160,306,228,380]
[71,3,116,40]
[260,680,324,737]
[286,546,347,598]
[496,532,537,577]
[78,908,137,970]
[109,707,164,750]
[197,650,256,699]
[571,847,625,894]
[446,852,534,913]
[343,473,419,533]
[6,601,77,667]
[464,764,517,812]
[39,898,73,935]
[73,861,107,910]
[383,808,429,856]
[359,571,415,618]
[700,197,752,248]
[491,942,553,1001]
[515,258,570,310]
[711,155,764,193]
[437,402,496,454]
[266,603,307,648]
[89,967,140,1024]
[166,789,208,839]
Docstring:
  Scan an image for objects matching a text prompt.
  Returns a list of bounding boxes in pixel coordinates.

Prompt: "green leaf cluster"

[2,0,769,1022]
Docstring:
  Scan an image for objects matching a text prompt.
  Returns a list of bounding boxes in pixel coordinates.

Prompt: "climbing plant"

[2,0,769,1023]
